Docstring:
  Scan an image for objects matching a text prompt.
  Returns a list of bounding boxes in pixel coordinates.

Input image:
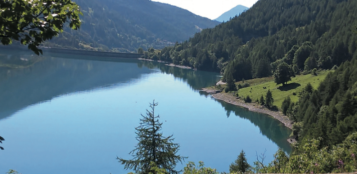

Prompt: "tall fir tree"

[225,74,237,92]
[229,150,251,173]
[260,95,265,105]
[265,90,274,108]
[118,101,186,173]
[281,97,292,115]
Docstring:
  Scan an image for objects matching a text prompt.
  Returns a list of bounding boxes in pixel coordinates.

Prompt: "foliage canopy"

[259,133,357,173]
[0,0,82,54]
[274,62,295,86]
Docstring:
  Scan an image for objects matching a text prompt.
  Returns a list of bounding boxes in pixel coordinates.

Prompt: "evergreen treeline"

[286,58,357,147]
[153,0,357,82]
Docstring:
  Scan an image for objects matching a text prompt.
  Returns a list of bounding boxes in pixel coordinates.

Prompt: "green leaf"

[47,13,53,20]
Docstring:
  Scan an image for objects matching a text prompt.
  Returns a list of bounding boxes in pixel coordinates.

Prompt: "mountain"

[43,0,220,52]
[215,5,248,22]
[149,0,357,80]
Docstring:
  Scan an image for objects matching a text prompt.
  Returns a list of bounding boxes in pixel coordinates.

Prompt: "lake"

[0,49,291,173]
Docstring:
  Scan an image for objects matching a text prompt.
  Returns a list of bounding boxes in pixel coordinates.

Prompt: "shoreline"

[202,88,297,144]
[138,58,195,70]
[202,88,293,129]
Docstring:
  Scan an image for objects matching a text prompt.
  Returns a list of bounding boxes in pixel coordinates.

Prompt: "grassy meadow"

[220,70,332,110]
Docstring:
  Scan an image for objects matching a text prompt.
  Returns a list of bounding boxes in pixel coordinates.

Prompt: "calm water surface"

[0,50,291,173]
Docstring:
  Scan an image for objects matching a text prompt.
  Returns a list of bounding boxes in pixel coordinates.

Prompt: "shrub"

[302,70,310,75]
[238,83,250,89]
[216,84,223,91]
[311,68,317,76]
[244,96,252,103]
[184,161,219,174]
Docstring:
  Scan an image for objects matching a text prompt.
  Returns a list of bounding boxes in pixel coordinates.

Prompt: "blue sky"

[152,0,259,19]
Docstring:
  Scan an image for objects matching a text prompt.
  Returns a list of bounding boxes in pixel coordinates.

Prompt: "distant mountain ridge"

[43,0,220,52]
[215,5,248,22]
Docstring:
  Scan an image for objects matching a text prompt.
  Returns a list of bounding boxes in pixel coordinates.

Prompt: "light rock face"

[202,89,221,94]
[216,80,226,86]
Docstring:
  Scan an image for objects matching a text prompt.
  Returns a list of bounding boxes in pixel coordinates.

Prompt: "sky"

[152,0,259,20]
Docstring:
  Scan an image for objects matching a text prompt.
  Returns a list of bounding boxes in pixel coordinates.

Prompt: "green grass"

[228,70,332,109]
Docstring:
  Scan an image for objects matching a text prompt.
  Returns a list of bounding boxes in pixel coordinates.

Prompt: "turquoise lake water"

[0,50,291,173]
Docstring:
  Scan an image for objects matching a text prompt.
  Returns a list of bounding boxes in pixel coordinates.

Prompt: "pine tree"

[118,101,186,173]
[265,90,274,108]
[281,97,291,115]
[229,150,251,173]
[225,74,237,92]
[260,95,265,105]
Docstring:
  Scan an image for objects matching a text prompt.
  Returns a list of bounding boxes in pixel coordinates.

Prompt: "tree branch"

[256,150,267,172]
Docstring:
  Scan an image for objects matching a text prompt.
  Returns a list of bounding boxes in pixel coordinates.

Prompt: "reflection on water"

[0,51,154,120]
[138,60,292,154]
[217,100,291,154]
[0,50,291,173]
[137,60,220,90]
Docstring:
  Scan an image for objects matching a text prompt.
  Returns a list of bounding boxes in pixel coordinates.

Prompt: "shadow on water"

[137,60,220,90]
[216,99,292,154]
[0,50,155,120]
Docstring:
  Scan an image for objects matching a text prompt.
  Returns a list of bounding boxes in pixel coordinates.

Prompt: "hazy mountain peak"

[215,5,249,22]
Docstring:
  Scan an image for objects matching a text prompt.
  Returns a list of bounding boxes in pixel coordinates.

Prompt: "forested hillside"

[152,0,357,82]
[251,56,357,173]
[43,0,219,52]
[286,59,357,147]
[151,0,357,158]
